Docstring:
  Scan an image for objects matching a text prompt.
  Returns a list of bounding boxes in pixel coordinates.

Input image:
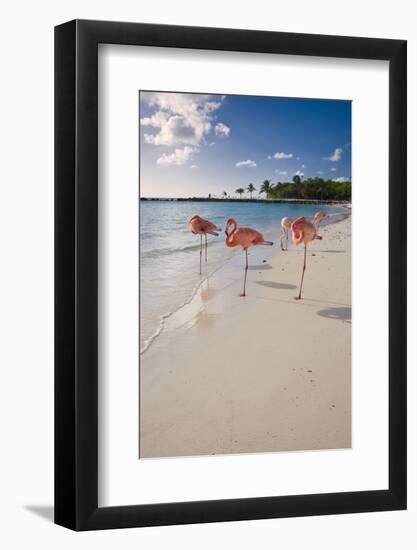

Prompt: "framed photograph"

[55,19,406,530]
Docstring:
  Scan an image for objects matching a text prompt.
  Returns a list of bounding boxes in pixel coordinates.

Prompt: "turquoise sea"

[140,200,346,352]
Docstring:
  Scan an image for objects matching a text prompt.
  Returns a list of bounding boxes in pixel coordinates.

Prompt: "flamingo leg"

[205,233,208,262]
[286,228,288,251]
[240,248,248,297]
[295,243,307,300]
[280,229,285,251]
[199,235,202,275]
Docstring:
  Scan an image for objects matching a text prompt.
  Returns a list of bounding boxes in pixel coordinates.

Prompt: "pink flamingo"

[280,217,293,251]
[189,215,221,274]
[313,211,327,227]
[225,218,273,296]
[291,216,322,300]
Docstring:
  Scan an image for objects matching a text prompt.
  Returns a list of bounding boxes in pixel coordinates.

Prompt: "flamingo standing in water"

[291,216,322,300]
[189,215,221,274]
[225,218,273,297]
[280,217,293,251]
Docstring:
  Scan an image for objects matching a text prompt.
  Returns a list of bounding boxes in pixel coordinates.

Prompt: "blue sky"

[139,91,351,198]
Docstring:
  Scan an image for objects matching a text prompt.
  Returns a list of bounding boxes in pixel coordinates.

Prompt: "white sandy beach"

[140,215,351,458]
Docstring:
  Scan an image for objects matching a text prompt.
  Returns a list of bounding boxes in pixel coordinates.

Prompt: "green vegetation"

[265,176,351,201]
[259,179,272,196]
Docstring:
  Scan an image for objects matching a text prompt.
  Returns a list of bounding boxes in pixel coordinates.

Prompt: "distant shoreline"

[140,197,351,206]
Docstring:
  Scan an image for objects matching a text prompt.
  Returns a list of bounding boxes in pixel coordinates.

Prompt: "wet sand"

[140,216,351,458]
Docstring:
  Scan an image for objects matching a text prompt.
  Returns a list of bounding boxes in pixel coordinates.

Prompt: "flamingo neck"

[225,219,237,247]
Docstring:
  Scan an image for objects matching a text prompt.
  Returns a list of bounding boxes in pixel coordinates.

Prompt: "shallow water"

[140,200,346,352]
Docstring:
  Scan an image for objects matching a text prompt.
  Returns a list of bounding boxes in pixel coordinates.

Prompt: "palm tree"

[260,179,272,198]
[292,174,302,185]
[247,183,256,199]
[235,188,245,199]
[223,191,228,199]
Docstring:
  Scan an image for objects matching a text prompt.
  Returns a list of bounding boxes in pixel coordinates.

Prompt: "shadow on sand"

[317,306,351,322]
[248,264,272,270]
[257,281,297,290]
[321,250,346,253]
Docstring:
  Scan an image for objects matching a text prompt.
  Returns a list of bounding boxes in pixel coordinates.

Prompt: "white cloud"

[316,170,324,175]
[214,122,230,137]
[324,147,342,162]
[189,164,199,170]
[301,164,307,168]
[140,92,224,150]
[296,156,301,161]
[294,170,304,177]
[142,91,221,117]
[333,176,350,182]
[143,114,211,147]
[275,170,288,175]
[272,151,293,160]
[202,101,223,114]
[236,160,257,168]
[140,110,169,128]
[331,167,337,172]
[157,146,196,166]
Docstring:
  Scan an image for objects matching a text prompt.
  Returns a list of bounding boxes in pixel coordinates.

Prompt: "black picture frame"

[55,19,407,531]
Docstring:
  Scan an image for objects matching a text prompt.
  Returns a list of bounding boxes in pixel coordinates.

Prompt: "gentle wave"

[141,240,218,259]
[140,257,234,354]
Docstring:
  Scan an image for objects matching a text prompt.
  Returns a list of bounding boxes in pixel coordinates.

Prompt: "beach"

[140,214,351,458]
